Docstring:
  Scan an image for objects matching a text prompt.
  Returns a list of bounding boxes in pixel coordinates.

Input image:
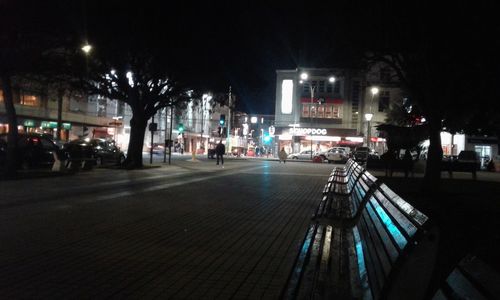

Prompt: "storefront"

[275,126,361,154]
[0,118,73,141]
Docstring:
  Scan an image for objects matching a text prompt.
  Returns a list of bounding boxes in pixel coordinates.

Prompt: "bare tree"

[84,53,196,168]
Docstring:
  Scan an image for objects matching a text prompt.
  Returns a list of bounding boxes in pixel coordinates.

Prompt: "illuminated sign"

[23,119,35,127]
[281,79,293,114]
[290,128,328,136]
[41,121,71,129]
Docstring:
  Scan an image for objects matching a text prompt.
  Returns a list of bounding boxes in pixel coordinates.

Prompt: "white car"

[288,150,315,160]
[320,148,348,163]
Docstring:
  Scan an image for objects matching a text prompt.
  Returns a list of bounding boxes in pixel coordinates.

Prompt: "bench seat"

[284,183,438,300]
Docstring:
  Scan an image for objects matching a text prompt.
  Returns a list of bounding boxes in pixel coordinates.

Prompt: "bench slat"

[379,184,428,226]
[373,189,418,239]
[364,198,401,264]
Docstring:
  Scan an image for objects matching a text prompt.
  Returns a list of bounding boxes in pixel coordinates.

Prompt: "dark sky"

[5,1,498,115]
[78,1,364,114]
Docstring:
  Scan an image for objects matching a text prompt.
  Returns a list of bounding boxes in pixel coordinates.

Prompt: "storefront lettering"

[290,128,328,136]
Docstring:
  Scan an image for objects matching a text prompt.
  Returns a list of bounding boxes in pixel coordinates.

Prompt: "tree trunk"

[423,116,443,191]
[1,75,18,178]
[56,89,64,141]
[124,112,147,169]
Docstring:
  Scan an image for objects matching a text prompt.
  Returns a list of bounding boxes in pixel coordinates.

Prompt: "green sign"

[41,121,71,130]
[23,119,35,127]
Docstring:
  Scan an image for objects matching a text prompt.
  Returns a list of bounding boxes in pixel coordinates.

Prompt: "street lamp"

[200,94,212,152]
[81,43,92,54]
[299,72,315,159]
[366,87,379,149]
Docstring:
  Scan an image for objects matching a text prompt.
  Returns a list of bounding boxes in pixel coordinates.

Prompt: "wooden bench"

[315,170,378,220]
[433,255,500,300]
[284,182,438,300]
[323,159,360,195]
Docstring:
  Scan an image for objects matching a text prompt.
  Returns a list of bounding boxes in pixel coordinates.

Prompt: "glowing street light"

[81,44,92,54]
[300,72,308,80]
[329,76,336,83]
[366,87,379,148]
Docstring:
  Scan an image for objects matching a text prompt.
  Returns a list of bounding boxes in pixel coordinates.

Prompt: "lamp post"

[300,72,316,160]
[365,87,379,149]
[200,94,212,153]
[300,72,336,159]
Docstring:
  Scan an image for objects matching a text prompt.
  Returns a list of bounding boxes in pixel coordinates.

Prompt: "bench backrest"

[287,183,437,300]
[317,169,377,219]
[353,183,433,299]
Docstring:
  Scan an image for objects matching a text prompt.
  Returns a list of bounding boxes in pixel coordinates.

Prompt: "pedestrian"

[278,147,288,163]
[403,149,414,178]
[215,140,225,167]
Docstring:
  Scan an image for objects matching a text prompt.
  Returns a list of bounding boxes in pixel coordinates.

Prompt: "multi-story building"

[274,67,371,155]
[0,84,117,142]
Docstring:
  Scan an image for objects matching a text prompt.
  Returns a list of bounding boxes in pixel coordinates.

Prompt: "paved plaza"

[0,160,335,299]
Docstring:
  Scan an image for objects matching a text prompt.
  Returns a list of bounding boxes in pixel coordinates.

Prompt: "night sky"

[4,1,498,114]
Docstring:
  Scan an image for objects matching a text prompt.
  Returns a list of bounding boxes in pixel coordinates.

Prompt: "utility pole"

[163,107,168,163]
[226,86,232,154]
[168,105,173,165]
[150,113,154,164]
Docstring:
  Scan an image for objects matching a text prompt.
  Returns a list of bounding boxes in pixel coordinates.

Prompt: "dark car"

[0,133,63,169]
[353,146,370,162]
[66,138,125,166]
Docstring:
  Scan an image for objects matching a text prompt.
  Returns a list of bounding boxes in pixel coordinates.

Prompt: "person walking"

[278,147,288,163]
[215,140,225,167]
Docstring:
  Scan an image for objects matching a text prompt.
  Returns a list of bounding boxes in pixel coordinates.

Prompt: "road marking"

[94,165,265,201]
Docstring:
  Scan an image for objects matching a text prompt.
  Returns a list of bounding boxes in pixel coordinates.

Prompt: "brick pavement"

[0,161,333,299]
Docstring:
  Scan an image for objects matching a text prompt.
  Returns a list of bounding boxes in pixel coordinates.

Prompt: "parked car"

[288,150,315,160]
[353,146,370,162]
[0,133,63,169]
[320,148,348,163]
[65,138,125,166]
[456,150,481,170]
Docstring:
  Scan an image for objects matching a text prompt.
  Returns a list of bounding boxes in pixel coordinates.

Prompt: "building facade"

[274,68,371,155]
[0,85,117,143]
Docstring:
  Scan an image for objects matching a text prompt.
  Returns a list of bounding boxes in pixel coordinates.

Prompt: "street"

[0,159,335,299]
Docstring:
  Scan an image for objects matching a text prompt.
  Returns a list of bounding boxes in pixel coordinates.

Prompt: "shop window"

[325,106,332,118]
[310,105,316,117]
[332,106,341,118]
[302,104,310,118]
[317,105,325,118]
[20,94,39,106]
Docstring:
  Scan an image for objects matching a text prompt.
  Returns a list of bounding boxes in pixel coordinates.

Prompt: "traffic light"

[219,114,226,126]
[178,123,184,133]
[263,134,271,143]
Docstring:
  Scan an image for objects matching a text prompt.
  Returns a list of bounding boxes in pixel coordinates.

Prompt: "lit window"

[318,105,325,118]
[302,104,310,118]
[0,90,3,102]
[281,80,293,114]
[21,94,39,106]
